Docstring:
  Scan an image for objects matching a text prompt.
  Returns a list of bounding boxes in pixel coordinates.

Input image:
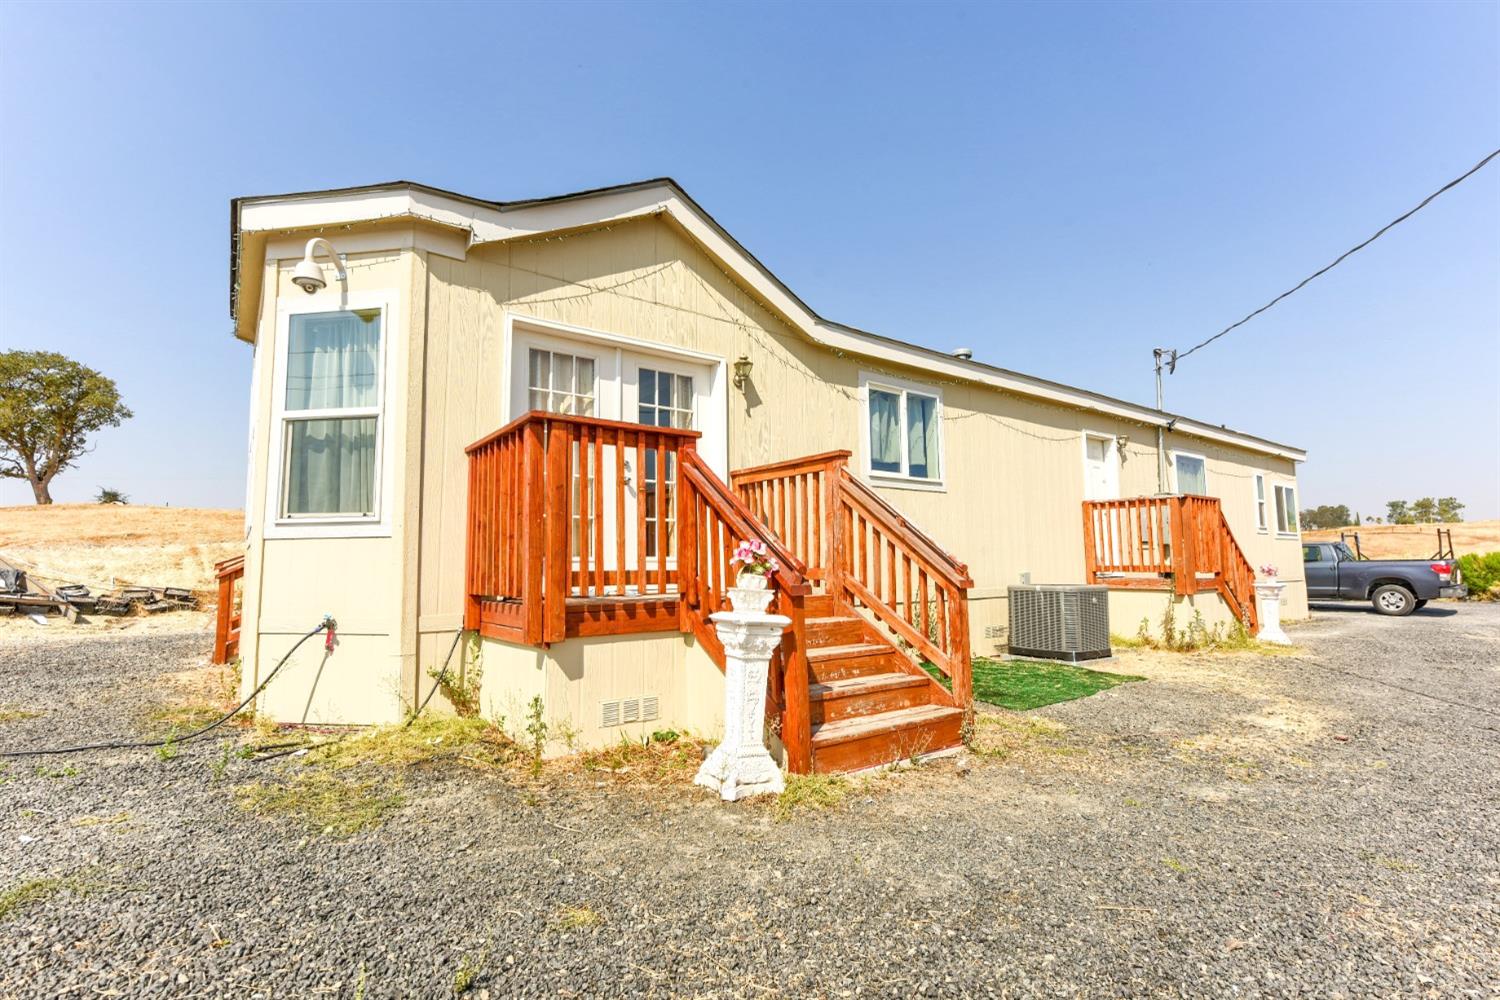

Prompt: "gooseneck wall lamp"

[290,237,348,294]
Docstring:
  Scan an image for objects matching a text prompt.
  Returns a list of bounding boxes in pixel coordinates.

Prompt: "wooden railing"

[1082,495,1259,631]
[464,411,701,644]
[732,454,975,710]
[731,451,849,586]
[212,555,244,665]
[680,449,816,772]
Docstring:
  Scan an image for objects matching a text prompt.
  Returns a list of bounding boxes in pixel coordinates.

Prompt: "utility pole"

[1152,347,1177,495]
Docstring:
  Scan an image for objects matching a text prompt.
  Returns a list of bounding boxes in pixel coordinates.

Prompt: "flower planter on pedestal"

[1254,579,1291,645]
[694,585,787,801]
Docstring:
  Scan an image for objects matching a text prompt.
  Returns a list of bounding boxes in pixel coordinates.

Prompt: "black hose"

[408,628,466,726]
[0,621,330,759]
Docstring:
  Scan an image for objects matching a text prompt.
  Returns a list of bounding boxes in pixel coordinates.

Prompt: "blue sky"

[1,1,1496,518]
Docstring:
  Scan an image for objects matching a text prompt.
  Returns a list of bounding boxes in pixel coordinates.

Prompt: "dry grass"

[0,503,242,594]
[967,712,1072,761]
[315,716,518,772]
[773,772,854,821]
[1303,520,1500,560]
[555,733,714,785]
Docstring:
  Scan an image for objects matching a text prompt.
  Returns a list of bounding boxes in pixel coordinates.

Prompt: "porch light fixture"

[732,355,753,389]
[291,237,347,295]
[1116,434,1130,459]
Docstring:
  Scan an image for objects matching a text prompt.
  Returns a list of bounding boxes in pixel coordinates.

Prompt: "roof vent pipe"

[951,347,974,360]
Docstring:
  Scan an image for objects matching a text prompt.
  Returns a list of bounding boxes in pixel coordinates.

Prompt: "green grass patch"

[235,772,404,837]
[0,708,42,724]
[926,657,1143,711]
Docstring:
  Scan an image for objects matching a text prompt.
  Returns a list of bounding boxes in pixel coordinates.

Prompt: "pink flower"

[1259,564,1278,577]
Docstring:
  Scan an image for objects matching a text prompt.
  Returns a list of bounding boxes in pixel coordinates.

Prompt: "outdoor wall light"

[732,356,754,389]
[1116,434,1130,459]
[291,237,348,294]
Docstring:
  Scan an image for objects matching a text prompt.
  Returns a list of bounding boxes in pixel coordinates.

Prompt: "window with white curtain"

[280,309,383,518]
[1173,452,1208,495]
[864,378,942,484]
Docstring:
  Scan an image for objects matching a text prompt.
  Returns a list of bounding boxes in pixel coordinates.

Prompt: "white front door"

[508,325,716,591]
[1083,434,1119,501]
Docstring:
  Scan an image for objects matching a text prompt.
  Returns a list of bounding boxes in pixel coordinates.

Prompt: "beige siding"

[243,213,1306,727]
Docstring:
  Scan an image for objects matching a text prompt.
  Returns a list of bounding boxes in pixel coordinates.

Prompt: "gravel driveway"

[2,605,1497,999]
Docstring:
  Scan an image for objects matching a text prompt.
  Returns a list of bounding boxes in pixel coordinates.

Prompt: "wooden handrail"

[836,470,973,589]
[466,409,701,455]
[729,450,852,483]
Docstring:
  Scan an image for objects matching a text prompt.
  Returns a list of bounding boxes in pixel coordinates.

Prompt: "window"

[280,309,383,519]
[1173,452,1207,495]
[1274,484,1298,534]
[638,368,695,558]
[1303,544,1322,563]
[865,379,942,483]
[528,348,595,415]
[1253,474,1268,532]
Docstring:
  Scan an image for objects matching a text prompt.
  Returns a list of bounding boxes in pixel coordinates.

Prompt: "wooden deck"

[464,412,975,774]
[1082,494,1259,631]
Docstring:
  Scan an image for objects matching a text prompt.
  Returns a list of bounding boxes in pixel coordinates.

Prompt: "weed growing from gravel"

[553,905,602,930]
[1123,606,1287,655]
[524,696,548,776]
[0,707,42,723]
[452,945,488,995]
[209,739,234,780]
[1161,857,1189,874]
[774,773,851,821]
[429,635,484,719]
[155,729,180,762]
[72,812,131,827]
[148,703,223,734]
[34,763,80,779]
[235,772,404,837]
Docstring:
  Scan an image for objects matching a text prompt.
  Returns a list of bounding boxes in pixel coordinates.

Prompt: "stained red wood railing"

[212,555,244,665]
[465,411,701,644]
[1082,495,1259,632]
[731,454,975,712]
[680,449,815,773]
[832,469,974,710]
[730,451,849,585]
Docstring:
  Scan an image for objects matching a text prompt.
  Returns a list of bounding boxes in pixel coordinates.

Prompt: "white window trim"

[501,312,728,481]
[1273,483,1300,537]
[263,289,398,539]
[1170,448,1209,496]
[1080,429,1121,501]
[858,371,945,492]
[1252,473,1268,533]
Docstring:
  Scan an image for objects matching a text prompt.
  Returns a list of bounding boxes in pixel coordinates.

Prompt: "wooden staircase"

[802,594,965,773]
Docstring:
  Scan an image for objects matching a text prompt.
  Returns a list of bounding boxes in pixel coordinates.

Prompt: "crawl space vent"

[600,695,660,728]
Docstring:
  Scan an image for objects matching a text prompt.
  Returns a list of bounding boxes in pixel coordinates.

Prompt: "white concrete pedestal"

[1254,580,1291,645]
[695,591,789,801]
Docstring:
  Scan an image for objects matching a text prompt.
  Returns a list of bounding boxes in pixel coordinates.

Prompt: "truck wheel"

[1372,585,1416,617]
[1414,599,1428,609]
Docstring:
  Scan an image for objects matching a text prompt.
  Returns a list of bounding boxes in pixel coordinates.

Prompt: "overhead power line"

[1175,146,1500,364]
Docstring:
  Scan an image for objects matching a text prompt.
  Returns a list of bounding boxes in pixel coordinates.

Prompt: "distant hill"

[1302,520,1500,560]
[0,504,243,595]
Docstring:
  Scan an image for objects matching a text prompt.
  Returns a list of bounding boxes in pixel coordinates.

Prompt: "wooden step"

[806,642,901,682]
[805,615,870,647]
[802,594,838,617]
[810,704,965,774]
[809,672,931,725]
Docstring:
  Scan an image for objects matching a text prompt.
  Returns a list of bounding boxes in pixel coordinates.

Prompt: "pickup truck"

[1302,541,1467,615]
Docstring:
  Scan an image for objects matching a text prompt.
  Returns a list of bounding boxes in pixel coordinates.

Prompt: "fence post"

[779,590,813,775]
[543,419,570,643]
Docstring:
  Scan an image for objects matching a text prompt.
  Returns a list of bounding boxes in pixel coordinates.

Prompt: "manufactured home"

[226,178,1306,773]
